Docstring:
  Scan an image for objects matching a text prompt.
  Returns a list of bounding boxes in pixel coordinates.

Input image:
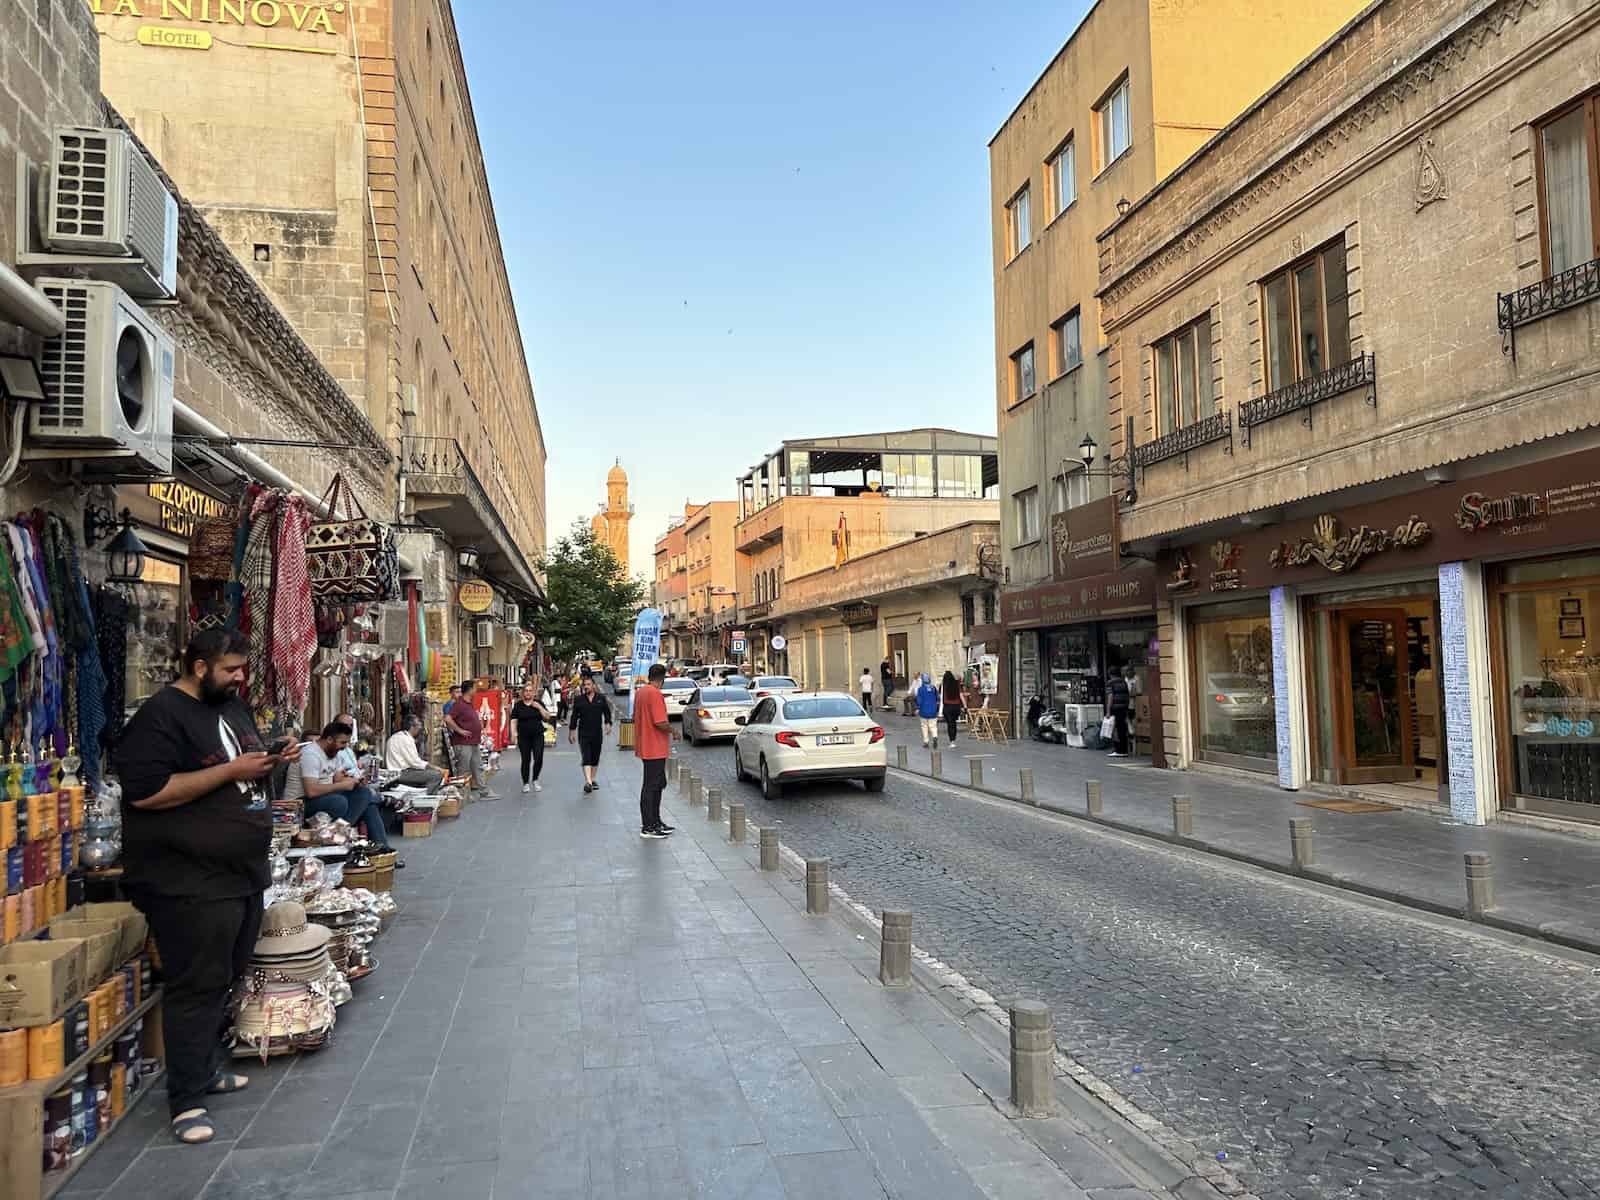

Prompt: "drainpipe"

[0,261,64,336]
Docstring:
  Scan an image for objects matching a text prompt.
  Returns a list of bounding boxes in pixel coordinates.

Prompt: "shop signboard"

[1050,496,1118,582]
[458,581,494,613]
[1001,564,1158,629]
[1164,446,1600,591]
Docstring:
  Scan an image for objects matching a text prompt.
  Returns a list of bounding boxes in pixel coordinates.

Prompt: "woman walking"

[508,677,554,794]
[568,675,614,794]
[940,670,965,749]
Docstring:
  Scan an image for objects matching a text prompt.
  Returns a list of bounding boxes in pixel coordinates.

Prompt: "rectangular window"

[1189,599,1278,769]
[1012,488,1040,545]
[1537,96,1600,276]
[1050,309,1081,378]
[1010,342,1036,405]
[1260,240,1351,391]
[1006,185,1031,259]
[1051,470,1088,515]
[1096,76,1131,171]
[937,455,983,499]
[1047,137,1076,219]
[1152,314,1213,434]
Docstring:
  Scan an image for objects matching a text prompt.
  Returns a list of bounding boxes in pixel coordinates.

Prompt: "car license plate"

[816,735,851,746]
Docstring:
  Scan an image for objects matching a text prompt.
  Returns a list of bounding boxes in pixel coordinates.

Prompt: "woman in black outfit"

[940,670,964,748]
[508,678,553,795]
[567,675,613,794]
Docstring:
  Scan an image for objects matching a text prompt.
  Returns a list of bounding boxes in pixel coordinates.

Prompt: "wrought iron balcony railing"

[401,435,536,590]
[1238,353,1376,447]
[1498,257,1600,361]
[1130,409,1232,471]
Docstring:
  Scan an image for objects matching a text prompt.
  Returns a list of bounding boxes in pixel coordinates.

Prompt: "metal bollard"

[1086,779,1103,815]
[1171,795,1192,837]
[805,859,830,914]
[1464,852,1494,916]
[1019,768,1034,802]
[969,758,984,788]
[1009,1000,1055,1116]
[705,787,723,822]
[930,750,942,778]
[1289,817,1315,869]
[729,802,747,844]
[689,774,704,807]
[758,824,777,868]
[878,910,912,988]
[896,745,908,769]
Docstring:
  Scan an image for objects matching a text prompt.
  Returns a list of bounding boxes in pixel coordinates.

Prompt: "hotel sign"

[145,480,225,538]
[89,0,345,38]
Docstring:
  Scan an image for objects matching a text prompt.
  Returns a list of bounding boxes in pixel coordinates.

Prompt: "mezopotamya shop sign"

[88,0,345,36]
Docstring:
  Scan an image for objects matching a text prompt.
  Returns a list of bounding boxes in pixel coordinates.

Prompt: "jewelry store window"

[1188,599,1277,772]
[1496,553,1600,822]
[123,555,186,725]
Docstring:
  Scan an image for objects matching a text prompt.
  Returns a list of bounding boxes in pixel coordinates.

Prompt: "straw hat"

[255,901,332,957]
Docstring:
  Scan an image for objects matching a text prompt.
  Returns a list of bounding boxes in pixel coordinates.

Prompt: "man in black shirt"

[567,675,612,794]
[114,630,299,1145]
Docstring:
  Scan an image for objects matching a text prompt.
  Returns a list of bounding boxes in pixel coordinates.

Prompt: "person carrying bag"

[940,670,965,748]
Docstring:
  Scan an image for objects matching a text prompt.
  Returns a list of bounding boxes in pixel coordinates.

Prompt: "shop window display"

[122,557,184,723]
[1190,602,1277,767]
[1500,556,1600,816]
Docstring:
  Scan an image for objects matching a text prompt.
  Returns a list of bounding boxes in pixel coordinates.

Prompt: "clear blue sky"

[454,0,1092,576]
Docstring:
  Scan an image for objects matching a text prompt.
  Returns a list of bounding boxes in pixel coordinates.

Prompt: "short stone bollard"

[1171,794,1192,837]
[676,766,689,795]
[879,910,912,988]
[1009,1000,1055,1116]
[895,745,908,769]
[969,758,984,788]
[1086,779,1103,815]
[705,787,723,821]
[665,758,679,782]
[805,859,830,914]
[1464,852,1494,916]
[1019,768,1035,802]
[930,749,942,778]
[758,824,777,868]
[689,774,704,807]
[729,802,747,844]
[1289,817,1315,869]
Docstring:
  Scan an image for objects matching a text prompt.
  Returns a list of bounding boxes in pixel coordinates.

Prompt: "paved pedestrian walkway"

[880,709,1600,952]
[60,739,1200,1200]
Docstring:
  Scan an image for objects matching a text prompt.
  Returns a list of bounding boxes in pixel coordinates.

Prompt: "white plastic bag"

[1100,715,1117,740]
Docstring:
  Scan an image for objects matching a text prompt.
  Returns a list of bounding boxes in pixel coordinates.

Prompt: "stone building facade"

[1098,0,1600,832]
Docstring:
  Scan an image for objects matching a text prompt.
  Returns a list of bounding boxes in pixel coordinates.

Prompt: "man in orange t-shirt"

[634,663,675,838]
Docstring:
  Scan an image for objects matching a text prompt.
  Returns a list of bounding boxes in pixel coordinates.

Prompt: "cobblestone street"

[670,724,1600,1200]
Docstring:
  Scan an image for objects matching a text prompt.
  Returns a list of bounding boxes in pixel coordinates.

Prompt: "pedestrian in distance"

[445,679,486,800]
[1106,665,1133,758]
[568,674,613,793]
[113,630,304,1145]
[941,669,964,748]
[880,655,895,709]
[859,666,875,712]
[634,662,675,838]
[439,683,461,761]
[915,672,942,748]
[509,676,554,794]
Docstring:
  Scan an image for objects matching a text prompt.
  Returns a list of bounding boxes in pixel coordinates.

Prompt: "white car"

[614,665,633,693]
[733,691,887,799]
[682,686,756,744]
[659,677,700,719]
[749,675,800,701]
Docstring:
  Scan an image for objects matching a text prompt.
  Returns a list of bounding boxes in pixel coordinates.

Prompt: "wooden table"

[967,707,1010,744]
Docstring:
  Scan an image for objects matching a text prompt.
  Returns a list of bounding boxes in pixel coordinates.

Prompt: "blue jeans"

[303,785,391,848]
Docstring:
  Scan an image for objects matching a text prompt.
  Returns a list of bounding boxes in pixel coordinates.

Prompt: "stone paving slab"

[62,741,1171,1200]
[879,709,1600,951]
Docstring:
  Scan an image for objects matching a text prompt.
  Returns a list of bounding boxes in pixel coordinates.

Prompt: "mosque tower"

[600,460,632,575]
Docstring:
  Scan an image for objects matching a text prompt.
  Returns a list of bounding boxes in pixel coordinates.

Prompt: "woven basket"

[372,865,395,892]
[342,865,377,890]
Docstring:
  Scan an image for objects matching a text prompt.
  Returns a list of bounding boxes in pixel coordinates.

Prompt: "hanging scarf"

[20,520,63,751]
[0,528,33,686]
[226,483,260,633]
[272,495,315,716]
[44,515,107,785]
[241,490,281,712]
[93,586,130,747]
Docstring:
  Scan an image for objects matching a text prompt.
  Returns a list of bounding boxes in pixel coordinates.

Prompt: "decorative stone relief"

[1414,131,1448,210]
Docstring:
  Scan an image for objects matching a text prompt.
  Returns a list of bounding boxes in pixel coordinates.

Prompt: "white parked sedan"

[748,675,800,701]
[659,676,700,719]
[681,686,756,744]
[733,692,886,799]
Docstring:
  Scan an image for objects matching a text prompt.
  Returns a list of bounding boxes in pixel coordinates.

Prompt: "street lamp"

[457,545,481,575]
[1072,423,1138,506]
[84,507,148,586]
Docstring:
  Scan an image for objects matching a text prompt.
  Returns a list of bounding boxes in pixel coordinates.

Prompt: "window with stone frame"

[1151,313,1214,436]
[1260,240,1351,393]
[1536,92,1600,277]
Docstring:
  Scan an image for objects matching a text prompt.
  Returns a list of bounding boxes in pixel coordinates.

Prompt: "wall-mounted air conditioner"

[28,278,173,475]
[505,602,521,627]
[474,619,495,649]
[43,127,178,299]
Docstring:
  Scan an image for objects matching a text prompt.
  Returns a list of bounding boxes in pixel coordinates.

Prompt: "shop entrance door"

[1331,608,1414,784]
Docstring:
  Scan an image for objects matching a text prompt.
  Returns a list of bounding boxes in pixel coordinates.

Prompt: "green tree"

[535,522,647,662]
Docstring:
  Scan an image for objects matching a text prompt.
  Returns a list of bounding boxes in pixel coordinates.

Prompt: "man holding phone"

[115,630,303,1147]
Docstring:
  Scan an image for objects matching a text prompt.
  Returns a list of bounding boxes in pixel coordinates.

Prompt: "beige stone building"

[1097,0,1600,832]
[989,0,1367,746]
[90,0,547,619]
[651,503,697,660]
[684,500,739,662]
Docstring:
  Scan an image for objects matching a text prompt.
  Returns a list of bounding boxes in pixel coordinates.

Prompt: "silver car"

[681,686,756,744]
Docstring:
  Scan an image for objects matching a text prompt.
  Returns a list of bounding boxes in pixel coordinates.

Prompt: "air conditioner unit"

[401,382,418,417]
[504,602,520,627]
[28,278,173,475]
[474,619,495,649]
[45,128,178,299]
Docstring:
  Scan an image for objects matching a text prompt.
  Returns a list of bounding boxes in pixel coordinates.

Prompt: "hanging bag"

[305,474,399,602]
[189,506,241,581]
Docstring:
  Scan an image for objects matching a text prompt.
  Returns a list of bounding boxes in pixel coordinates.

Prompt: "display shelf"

[40,1069,164,1200]
[0,987,162,1200]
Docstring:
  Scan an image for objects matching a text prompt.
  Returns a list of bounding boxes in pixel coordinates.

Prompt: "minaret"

[604,460,631,575]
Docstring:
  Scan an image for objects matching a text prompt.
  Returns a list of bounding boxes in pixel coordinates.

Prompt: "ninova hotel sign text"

[89,0,345,36]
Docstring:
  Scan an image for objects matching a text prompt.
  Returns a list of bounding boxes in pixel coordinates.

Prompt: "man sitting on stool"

[385,715,444,791]
[284,721,394,849]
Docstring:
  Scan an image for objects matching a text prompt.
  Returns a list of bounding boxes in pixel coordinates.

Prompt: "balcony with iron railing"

[1498,257,1600,361]
[1238,353,1376,447]
[1130,409,1233,471]
[402,435,539,595]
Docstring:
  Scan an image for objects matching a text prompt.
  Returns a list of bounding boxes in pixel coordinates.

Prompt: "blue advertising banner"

[630,608,661,718]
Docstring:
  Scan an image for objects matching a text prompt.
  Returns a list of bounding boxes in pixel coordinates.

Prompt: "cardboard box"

[48,915,120,984]
[402,813,435,838]
[0,939,88,1027]
[75,903,148,965]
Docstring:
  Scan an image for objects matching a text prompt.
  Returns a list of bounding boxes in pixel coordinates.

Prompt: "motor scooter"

[1029,696,1064,744]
